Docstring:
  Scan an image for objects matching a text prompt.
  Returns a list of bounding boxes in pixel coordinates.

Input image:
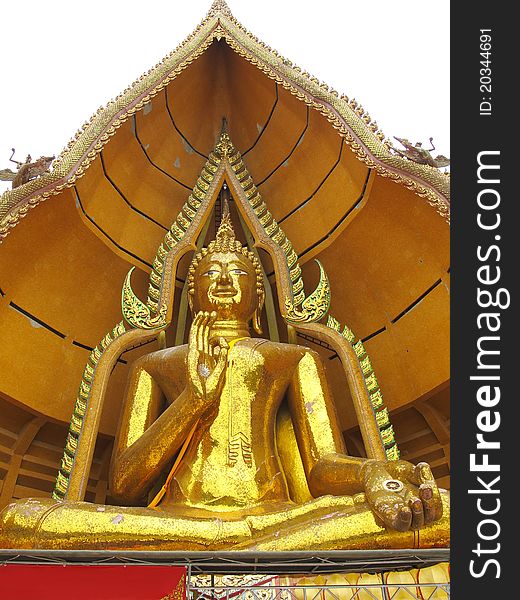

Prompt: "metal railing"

[0,549,450,573]
[187,583,450,600]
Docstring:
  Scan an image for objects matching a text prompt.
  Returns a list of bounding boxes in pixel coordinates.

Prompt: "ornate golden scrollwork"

[285,260,331,323]
[122,267,167,330]
[53,320,127,500]
[214,131,236,157]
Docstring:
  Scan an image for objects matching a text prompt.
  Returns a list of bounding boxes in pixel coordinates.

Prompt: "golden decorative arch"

[53,131,398,503]
[1,0,449,243]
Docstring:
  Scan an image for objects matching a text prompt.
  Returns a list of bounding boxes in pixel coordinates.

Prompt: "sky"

[0,0,449,194]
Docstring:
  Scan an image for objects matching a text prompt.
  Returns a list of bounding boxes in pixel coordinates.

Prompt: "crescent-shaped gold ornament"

[285,259,331,324]
[121,267,168,330]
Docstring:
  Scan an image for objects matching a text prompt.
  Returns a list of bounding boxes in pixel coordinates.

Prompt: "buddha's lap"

[0,491,450,550]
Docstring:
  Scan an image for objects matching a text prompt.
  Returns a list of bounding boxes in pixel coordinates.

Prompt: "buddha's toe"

[0,498,59,549]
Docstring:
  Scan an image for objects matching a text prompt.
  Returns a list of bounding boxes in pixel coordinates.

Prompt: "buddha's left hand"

[362,460,443,531]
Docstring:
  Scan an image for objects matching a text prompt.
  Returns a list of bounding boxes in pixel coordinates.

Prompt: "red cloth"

[0,564,186,599]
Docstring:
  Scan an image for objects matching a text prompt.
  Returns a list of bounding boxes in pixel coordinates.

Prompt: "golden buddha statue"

[0,207,449,551]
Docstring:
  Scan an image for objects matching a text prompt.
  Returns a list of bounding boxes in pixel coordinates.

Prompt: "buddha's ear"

[187,290,194,314]
[252,308,262,335]
[252,290,265,335]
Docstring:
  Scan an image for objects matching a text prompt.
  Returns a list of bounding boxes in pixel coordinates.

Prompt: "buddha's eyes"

[203,267,247,276]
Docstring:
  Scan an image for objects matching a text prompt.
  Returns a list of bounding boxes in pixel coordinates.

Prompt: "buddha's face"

[192,250,259,322]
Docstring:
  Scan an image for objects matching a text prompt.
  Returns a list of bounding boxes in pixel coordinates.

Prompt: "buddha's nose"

[218,267,231,285]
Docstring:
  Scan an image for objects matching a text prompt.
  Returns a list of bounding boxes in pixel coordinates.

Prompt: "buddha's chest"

[171,341,298,507]
[206,342,284,466]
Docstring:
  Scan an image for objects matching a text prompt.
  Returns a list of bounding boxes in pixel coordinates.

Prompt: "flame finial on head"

[215,197,236,248]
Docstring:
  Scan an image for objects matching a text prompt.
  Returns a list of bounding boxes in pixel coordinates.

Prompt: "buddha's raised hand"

[186,311,229,406]
[362,460,443,531]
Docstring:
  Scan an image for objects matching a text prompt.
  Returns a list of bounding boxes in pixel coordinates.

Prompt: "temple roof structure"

[0,1,449,507]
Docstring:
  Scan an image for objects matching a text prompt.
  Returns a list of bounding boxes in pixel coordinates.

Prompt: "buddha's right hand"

[187,311,229,407]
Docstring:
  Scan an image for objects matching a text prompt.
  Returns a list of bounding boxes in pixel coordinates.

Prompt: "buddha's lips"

[214,291,236,297]
[210,286,238,299]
